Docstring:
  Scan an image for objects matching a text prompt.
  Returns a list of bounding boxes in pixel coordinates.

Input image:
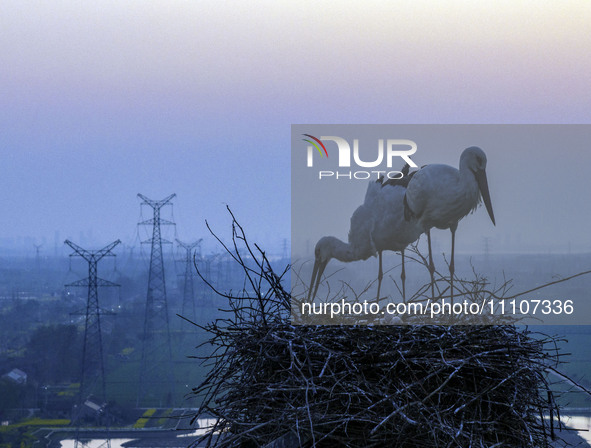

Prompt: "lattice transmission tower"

[34,244,43,275]
[137,193,176,407]
[34,243,43,294]
[64,240,120,418]
[176,238,202,322]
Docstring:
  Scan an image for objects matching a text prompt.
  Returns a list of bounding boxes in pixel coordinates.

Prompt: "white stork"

[403,146,495,301]
[308,178,422,302]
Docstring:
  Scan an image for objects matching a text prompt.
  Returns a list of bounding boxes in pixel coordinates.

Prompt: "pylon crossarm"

[65,239,121,262]
[141,238,173,245]
[137,193,176,208]
[176,238,202,252]
[65,279,91,287]
[138,218,176,226]
[97,278,120,287]
[66,277,119,288]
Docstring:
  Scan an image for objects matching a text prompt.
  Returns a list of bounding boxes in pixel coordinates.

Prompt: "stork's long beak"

[475,169,495,226]
[307,257,328,302]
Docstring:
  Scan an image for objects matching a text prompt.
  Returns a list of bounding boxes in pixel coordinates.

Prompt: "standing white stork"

[403,146,496,301]
[308,178,422,302]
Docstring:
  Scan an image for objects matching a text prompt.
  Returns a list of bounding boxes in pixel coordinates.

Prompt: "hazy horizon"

[1,2,591,257]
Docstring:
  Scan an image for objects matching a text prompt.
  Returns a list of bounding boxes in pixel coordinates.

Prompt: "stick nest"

[190,210,562,448]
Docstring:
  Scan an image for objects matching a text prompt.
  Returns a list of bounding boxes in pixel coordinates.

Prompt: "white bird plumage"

[308,180,422,302]
[403,146,496,299]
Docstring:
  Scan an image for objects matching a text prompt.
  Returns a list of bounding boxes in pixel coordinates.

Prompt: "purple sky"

[1,2,590,255]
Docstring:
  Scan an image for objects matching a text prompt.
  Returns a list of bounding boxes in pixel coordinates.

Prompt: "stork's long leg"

[401,249,406,303]
[450,226,456,305]
[377,250,383,300]
[427,230,435,298]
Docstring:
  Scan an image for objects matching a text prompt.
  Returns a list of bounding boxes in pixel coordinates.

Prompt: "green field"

[104,329,213,408]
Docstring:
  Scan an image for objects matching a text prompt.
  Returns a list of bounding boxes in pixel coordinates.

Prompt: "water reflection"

[560,415,591,444]
[60,440,130,448]
[58,417,590,447]
[58,418,219,447]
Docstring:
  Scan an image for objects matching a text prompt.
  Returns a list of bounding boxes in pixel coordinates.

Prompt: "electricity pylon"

[137,193,176,407]
[176,238,202,322]
[34,243,43,294]
[65,239,120,448]
[34,243,43,275]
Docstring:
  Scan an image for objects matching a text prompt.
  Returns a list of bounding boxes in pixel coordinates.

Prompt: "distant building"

[76,397,110,425]
[83,399,104,414]
[2,368,27,384]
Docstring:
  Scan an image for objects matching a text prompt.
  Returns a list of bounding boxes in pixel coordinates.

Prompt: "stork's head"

[461,146,496,226]
[307,236,351,302]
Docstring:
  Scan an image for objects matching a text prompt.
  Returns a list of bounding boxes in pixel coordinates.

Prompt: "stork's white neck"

[329,237,357,263]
